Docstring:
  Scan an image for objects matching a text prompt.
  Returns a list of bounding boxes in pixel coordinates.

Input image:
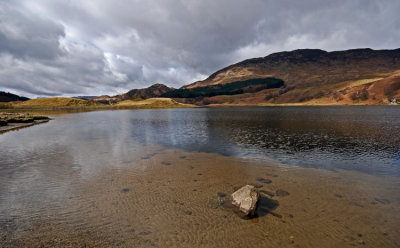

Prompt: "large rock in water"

[231,185,259,216]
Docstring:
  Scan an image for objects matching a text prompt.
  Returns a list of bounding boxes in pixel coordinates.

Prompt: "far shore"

[204,102,399,107]
[1,97,398,112]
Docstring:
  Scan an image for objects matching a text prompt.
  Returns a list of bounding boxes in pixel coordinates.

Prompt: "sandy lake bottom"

[1,147,398,248]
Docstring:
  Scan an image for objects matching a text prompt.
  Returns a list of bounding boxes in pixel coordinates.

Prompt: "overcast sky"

[0,0,399,98]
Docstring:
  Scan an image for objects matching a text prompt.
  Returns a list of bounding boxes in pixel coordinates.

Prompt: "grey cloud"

[0,3,64,60]
[0,0,399,97]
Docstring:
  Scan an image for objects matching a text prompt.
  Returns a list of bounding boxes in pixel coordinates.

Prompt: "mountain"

[182,48,400,105]
[122,83,175,100]
[92,83,175,104]
[0,91,29,102]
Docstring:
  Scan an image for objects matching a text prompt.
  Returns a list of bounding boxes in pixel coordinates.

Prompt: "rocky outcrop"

[0,112,50,134]
[0,112,49,126]
[231,185,259,216]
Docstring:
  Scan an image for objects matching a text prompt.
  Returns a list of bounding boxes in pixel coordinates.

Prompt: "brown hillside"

[182,48,400,105]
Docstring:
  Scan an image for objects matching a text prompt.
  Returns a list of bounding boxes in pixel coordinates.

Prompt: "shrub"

[350,87,369,101]
[314,91,324,99]
[299,96,313,102]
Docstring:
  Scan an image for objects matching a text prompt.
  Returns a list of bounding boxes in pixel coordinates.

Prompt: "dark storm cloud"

[0,0,399,97]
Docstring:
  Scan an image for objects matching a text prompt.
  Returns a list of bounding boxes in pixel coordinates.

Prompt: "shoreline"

[0,119,50,134]
[1,101,397,113]
[203,102,399,107]
[0,112,51,134]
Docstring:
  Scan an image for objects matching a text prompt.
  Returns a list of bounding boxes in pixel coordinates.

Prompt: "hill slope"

[183,48,400,105]
[93,84,175,103]
[115,98,194,108]
[13,97,102,107]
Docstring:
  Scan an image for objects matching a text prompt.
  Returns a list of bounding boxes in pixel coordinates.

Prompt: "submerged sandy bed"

[1,148,399,247]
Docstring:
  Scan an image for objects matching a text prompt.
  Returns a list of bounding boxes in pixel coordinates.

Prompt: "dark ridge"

[163,78,284,98]
[0,91,30,102]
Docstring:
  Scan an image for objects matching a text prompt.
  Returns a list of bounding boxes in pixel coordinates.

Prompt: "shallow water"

[0,107,399,247]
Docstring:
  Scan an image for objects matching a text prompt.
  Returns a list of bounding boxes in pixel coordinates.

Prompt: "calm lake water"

[100,106,399,176]
[4,106,398,175]
[0,106,399,247]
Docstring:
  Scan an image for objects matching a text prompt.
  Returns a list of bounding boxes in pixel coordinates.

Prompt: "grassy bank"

[0,97,196,114]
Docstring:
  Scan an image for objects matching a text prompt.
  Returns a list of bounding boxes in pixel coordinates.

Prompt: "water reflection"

[89,107,398,176]
[0,107,399,179]
[202,107,400,175]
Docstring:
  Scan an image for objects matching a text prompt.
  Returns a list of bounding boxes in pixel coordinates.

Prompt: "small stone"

[253,184,263,189]
[276,189,290,197]
[334,193,343,198]
[217,192,227,198]
[231,185,259,216]
[256,177,272,184]
[374,198,391,204]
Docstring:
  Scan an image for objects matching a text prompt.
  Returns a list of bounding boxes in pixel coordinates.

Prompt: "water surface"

[0,106,399,247]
